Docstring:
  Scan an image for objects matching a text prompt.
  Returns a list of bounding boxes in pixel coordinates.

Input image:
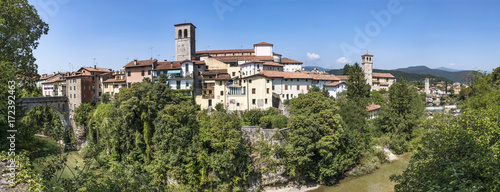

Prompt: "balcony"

[202,94,214,99]
[203,84,215,89]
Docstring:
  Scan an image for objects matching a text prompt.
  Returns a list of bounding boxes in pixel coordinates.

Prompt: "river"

[309,153,412,192]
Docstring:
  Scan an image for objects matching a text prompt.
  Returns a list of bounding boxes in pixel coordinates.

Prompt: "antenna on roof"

[149,47,154,59]
[126,57,129,64]
[93,58,96,65]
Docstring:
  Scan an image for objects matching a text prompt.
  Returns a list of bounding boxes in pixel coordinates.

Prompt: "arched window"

[184,29,188,38]
[178,30,182,38]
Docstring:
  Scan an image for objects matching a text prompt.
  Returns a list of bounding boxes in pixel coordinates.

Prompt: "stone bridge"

[20,96,69,125]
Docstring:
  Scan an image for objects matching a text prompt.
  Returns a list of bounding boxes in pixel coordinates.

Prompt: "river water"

[309,153,412,192]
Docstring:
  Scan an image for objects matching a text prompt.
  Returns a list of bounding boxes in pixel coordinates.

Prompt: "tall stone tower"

[361,53,373,89]
[175,23,196,61]
[425,78,430,95]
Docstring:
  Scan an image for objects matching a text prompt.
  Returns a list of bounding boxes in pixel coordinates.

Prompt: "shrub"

[271,115,288,128]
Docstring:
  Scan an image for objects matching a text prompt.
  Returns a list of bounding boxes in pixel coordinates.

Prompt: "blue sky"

[29,0,500,74]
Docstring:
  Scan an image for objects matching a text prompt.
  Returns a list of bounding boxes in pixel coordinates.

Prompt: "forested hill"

[327,69,452,83]
[394,66,473,83]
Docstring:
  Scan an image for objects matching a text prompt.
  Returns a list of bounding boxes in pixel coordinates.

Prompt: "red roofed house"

[367,102,382,119]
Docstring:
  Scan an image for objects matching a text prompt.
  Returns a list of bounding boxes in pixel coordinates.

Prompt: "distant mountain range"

[394,66,473,83]
[327,68,452,83]
[306,65,472,83]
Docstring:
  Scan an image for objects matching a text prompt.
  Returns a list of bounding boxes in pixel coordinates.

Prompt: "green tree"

[377,80,424,153]
[0,0,49,83]
[284,92,354,184]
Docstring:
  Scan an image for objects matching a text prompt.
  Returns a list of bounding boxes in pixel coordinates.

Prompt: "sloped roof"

[42,76,65,84]
[124,60,156,68]
[263,62,284,67]
[214,73,231,80]
[336,75,349,81]
[373,73,395,78]
[367,103,381,111]
[325,81,346,87]
[213,56,275,63]
[80,67,112,73]
[154,63,182,71]
[281,58,303,64]
[254,42,273,46]
[310,74,340,81]
[201,69,227,76]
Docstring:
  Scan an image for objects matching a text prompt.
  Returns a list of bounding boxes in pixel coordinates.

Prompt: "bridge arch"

[20,97,70,126]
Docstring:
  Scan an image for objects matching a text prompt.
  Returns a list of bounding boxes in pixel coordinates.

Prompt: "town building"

[124,59,155,87]
[361,54,396,91]
[367,102,381,119]
[100,70,126,97]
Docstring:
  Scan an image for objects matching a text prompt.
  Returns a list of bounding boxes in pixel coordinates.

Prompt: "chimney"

[164,59,167,62]
[134,59,138,65]
[94,65,96,69]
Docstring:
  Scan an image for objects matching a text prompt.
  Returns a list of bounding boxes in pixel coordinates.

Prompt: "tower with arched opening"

[175,23,196,61]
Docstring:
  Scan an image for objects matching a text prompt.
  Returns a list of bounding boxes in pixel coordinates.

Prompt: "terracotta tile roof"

[254,42,273,46]
[263,62,284,67]
[336,75,349,81]
[310,74,340,81]
[373,73,395,78]
[367,103,381,111]
[380,82,389,86]
[196,49,254,54]
[201,69,227,76]
[362,53,374,56]
[281,58,303,64]
[373,79,380,84]
[244,73,274,80]
[273,52,282,56]
[124,60,156,68]
[213,56,275,63]
[241,60,265,65]
[80,67,112,73]
[325,81,345,87]
[193,60,205,65]
[260,71,312,79]
[154,63,182,71]
[42,77,65,84]
[214,73,231,80]
[103,79,126,83]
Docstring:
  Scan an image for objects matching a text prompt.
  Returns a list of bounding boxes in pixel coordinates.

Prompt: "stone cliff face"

[241,126,295,191]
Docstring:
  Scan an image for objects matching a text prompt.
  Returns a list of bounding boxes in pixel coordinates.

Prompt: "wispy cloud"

[336,57,350,64]
[307,52,320,60]
[449,63,456,66]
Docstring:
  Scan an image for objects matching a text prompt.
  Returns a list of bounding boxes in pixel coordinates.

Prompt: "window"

[70,86,72,90]
[249,80,252,83]
[186,82,189,87]
[252,99,256,105]
[128,83,131,88]
[266,79,269,83]
[219,81,222,86]
[236,103,240,106]
[74,104,76,109]
[70,94,72,98]
[128,71,131,76]
[307,85,310,90]
[98,92,101,96]
[285,85,288,90]
[74,86,76,90]
[265,99,268,104]
[285,79,288,81]
[220,91,224,96]
[184,29,188,38]
[74,94,76,98]
[297,85,300,90]
[141,70,144,76]
[148,70,151,75]
[272,85,275,90]
[105,84,108,88]
[232,72,236,76]
[114,84,118,88]
[252,88,256,94]
[178,30,182,38]
[267,88,269,94]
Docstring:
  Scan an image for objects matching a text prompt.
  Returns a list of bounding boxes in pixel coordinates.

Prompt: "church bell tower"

[175,23,196,61]
[361,54,373,89]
